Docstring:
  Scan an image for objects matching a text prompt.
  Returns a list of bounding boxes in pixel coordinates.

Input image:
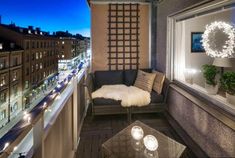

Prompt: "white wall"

[176,8,235,87]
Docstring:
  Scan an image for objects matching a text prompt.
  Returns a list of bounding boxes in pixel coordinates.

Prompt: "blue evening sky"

[0,0,91,37]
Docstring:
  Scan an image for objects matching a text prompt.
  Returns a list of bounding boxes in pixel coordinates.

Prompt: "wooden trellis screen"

[108,3,140,70]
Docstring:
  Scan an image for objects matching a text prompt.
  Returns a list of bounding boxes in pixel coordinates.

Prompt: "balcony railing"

[0,60,90,158]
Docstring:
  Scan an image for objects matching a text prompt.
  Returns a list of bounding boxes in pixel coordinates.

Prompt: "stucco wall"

[91,3,150,71]
[156,0,206,72]
[167,87,235,157]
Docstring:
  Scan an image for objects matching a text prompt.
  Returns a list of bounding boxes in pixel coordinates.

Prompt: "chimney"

[28,26,33,30]
[36,27,41,32]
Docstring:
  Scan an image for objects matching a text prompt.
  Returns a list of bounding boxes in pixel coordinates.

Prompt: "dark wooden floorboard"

[76,112,196,158]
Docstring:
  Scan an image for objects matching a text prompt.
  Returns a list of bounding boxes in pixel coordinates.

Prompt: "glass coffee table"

[102,121,186,158]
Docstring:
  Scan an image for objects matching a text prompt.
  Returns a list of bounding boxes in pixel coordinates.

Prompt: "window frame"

[166,0,235,115]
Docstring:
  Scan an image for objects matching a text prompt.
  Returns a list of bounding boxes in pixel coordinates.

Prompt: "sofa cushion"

[134,70,156,92]
[93,98,121,105]
[94,70,123,89]
[152,70,166,94]
[124,70,138,86]
[124,69,153,86]
[150,91,164,103]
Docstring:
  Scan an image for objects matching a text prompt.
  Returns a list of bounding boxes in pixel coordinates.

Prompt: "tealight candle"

[131,126,144,141]
[143,135,158,151]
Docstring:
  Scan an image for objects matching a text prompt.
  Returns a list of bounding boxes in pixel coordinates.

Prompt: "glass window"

[26,67,29,75]
[11,102,18,113]
[32,41,35,48]
[0,75,6,87]
[0,58,6,69]
[25,81,29,89]
[32,53,35,61]
[12,71,17,81]
[13,85,18,97]
[36,64,39,70]
[169,4,235,105]
[0,110,6,120]
[36,52,39,59]
[13,57,18,66]
[0,92,6,104]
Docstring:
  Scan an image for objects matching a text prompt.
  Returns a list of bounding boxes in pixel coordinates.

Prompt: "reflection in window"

[173,8,235,98]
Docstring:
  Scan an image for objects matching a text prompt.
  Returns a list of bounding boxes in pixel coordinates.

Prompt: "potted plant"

[220,71,235,105]
[202,64,219,95]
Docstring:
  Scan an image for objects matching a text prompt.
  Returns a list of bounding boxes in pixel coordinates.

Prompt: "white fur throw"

[92,84,150,107]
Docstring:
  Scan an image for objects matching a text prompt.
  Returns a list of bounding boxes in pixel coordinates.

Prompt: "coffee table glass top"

[102,121,186,158]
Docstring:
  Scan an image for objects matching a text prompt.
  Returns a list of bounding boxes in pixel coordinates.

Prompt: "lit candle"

[143,135,158,151]
[131,126,144,141]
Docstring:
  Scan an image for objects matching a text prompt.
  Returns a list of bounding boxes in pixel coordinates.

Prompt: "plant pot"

[226,93,235,105]
[205,83,218,95]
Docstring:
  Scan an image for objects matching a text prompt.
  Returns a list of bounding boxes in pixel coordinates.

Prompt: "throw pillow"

[152,70,165,94]
[134,70,156,92]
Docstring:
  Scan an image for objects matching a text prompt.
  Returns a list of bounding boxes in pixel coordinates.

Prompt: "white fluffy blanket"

[92,84,150,107]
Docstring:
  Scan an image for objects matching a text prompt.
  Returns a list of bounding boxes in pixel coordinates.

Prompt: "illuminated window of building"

[0,110,6,120]
[28,30,31,34]
[36,64,39,70]
[0,58,5,69]
[43,72,46,78]
[25,81,29,89]
[31,65,34,72]
[62,55,65,58]
[0,92,6,104]
[0,43,3,50]
[36,52,39,59]
[40,52,42,59]
[40,63,43,69]
[12,71,17,81]
[0,76,6,87]
[62,41,65,45]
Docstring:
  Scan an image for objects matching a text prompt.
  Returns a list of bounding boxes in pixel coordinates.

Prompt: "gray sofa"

[85,69,171,119]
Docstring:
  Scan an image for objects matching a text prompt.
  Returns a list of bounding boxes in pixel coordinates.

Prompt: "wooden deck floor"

[76,113,197,158]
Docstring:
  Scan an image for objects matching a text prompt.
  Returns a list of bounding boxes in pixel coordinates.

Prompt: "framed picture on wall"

[191,32,205,53]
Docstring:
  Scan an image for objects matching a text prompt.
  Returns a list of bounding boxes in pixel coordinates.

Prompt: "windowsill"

[174,80,235,117]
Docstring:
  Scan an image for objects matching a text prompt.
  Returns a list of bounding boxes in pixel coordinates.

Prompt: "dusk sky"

[0,0,91,37]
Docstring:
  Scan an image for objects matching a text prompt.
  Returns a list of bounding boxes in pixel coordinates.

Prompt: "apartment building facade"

[0,39,23,127]
[56,33,90,70]
[0,24,58,109]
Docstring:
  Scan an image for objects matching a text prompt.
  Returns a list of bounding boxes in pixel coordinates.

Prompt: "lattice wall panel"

[108,4,140,70]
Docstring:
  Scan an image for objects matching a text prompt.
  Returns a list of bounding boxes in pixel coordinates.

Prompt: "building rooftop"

[0,38,23,52]
[0,24,55,38]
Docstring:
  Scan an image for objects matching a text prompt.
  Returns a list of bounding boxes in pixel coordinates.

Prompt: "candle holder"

[131,126,144,141]
[143,135,159,158]
[131,126,144,151]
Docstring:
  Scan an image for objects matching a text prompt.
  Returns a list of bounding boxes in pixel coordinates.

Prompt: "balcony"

[0,0,235,158]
